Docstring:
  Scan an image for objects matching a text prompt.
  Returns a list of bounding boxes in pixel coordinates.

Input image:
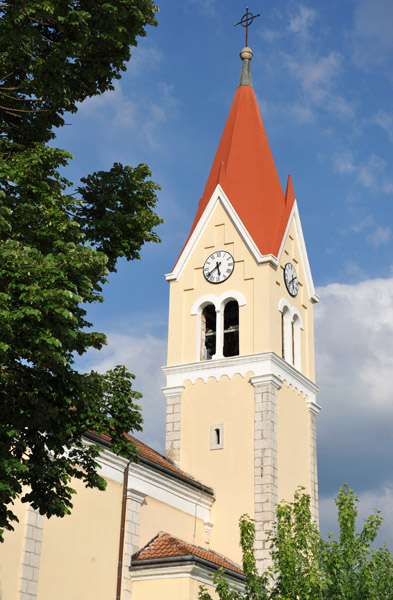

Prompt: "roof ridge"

[132,531,243,575]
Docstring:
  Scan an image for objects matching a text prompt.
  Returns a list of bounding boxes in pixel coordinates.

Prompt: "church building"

[0,45,320,600]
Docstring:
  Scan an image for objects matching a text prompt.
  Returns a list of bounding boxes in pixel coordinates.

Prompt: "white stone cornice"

[250,374,282,390]
[163,351,319,403]
[307,400,322,415]
[128,489,146,504]
[83,437,129,484]
[161,385,185,397]
[128,462,214,522]
[130,563,245,590]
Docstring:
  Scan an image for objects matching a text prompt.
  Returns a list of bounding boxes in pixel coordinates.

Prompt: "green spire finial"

[238,47,253,87]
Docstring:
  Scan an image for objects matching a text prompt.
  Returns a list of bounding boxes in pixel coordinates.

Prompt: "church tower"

[163,46,320,571]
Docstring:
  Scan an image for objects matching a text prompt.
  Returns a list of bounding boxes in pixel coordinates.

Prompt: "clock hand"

[207,261,222,278]
[207,265,218,277]
[288,276,297,285]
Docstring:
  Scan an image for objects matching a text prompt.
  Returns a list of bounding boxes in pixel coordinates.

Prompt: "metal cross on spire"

[234,7,261,47]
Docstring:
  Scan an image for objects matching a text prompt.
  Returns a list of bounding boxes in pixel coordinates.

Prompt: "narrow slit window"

[223,301,239,357]
[215,428,221,445]
[292,321,295,366]
[201,304,216,360]
[281,311,285,359]
[292,314,301,371]
[282,305,292,364]
[210,424,224,449]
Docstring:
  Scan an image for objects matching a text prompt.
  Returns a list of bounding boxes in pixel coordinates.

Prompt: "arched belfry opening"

[201,304,216,360]
[223,300,239,357]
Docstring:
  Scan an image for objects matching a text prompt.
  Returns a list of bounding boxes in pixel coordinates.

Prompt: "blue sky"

[54,1,393,549]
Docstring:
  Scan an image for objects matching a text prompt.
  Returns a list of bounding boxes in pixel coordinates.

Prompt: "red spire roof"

[180,53,295,261]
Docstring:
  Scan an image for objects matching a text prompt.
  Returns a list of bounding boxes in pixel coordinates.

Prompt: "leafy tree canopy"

[0,0,161,541]
[1,0,158,143]
[199,486,393,600]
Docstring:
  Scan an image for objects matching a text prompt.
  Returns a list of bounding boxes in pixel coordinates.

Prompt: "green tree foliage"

[0,0,161,541]
[1,0,158,143]
[199,486,393,600]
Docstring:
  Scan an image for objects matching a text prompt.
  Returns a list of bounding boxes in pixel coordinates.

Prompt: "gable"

[166,184,318,304]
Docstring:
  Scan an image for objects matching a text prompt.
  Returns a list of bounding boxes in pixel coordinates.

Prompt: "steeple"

[178,47,295,263]
[164,36,320,576]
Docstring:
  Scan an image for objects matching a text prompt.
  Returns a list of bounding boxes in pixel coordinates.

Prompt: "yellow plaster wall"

[167,202,263,365]
[131,575,219,600]
[37,476,122,600]
[167,203,316,383]
[274,219,316,381]
[277,384,311,502]
[180,374,255,565]
[139,496,206,550]
[0,497,27,600]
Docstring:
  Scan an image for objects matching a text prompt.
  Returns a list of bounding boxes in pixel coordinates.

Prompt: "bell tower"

[162,46,320,571]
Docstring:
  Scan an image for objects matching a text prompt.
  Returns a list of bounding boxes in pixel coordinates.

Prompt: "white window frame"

[210,424,224,450]
[192,291,246,361]
[278,298,303,370]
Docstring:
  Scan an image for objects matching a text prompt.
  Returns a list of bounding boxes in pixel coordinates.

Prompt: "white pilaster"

[123,489,145,600]
[307,400,321,525]
[214,307,223,359]
[18,505,43,600]
[251,375,281,574]
[162,385,184,466]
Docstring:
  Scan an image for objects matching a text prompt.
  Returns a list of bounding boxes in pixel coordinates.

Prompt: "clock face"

[284,262,299,297]
[203,251,234,284]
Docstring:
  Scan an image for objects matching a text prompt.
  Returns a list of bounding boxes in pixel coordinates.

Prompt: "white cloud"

[332,151,356,175]
[127,43,164,76]
[332,151,393,193]
[288,6,317,37]
[291,103,314,123]
[316,277,393,548]
[80,332,167,452]
[366,226,391,247]
[315,277,393,530]
[77,80,177,149]
[316,279,393,409]
[342,260,368,280]
[350,215,374,233]
[284,51,353,121]
[372,110,393,142]
[78,85,138,126]
[286,51,342,100]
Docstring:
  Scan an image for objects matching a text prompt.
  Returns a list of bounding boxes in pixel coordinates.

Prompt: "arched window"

[292,314,301,371]
[201,304,216,360]
[279,299,303,371]
[281,304,293,363]
[192,291,246,361]
[223,300,239,357]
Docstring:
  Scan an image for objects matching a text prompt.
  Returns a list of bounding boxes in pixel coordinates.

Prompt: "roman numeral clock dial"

[203,251,234,284]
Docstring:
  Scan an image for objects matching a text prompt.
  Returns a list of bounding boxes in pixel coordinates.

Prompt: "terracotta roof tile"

[132,532,243,575]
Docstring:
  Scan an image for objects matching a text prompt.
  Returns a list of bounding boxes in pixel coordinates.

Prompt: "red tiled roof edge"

[84,431,214,498]
[131,532,244,579]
